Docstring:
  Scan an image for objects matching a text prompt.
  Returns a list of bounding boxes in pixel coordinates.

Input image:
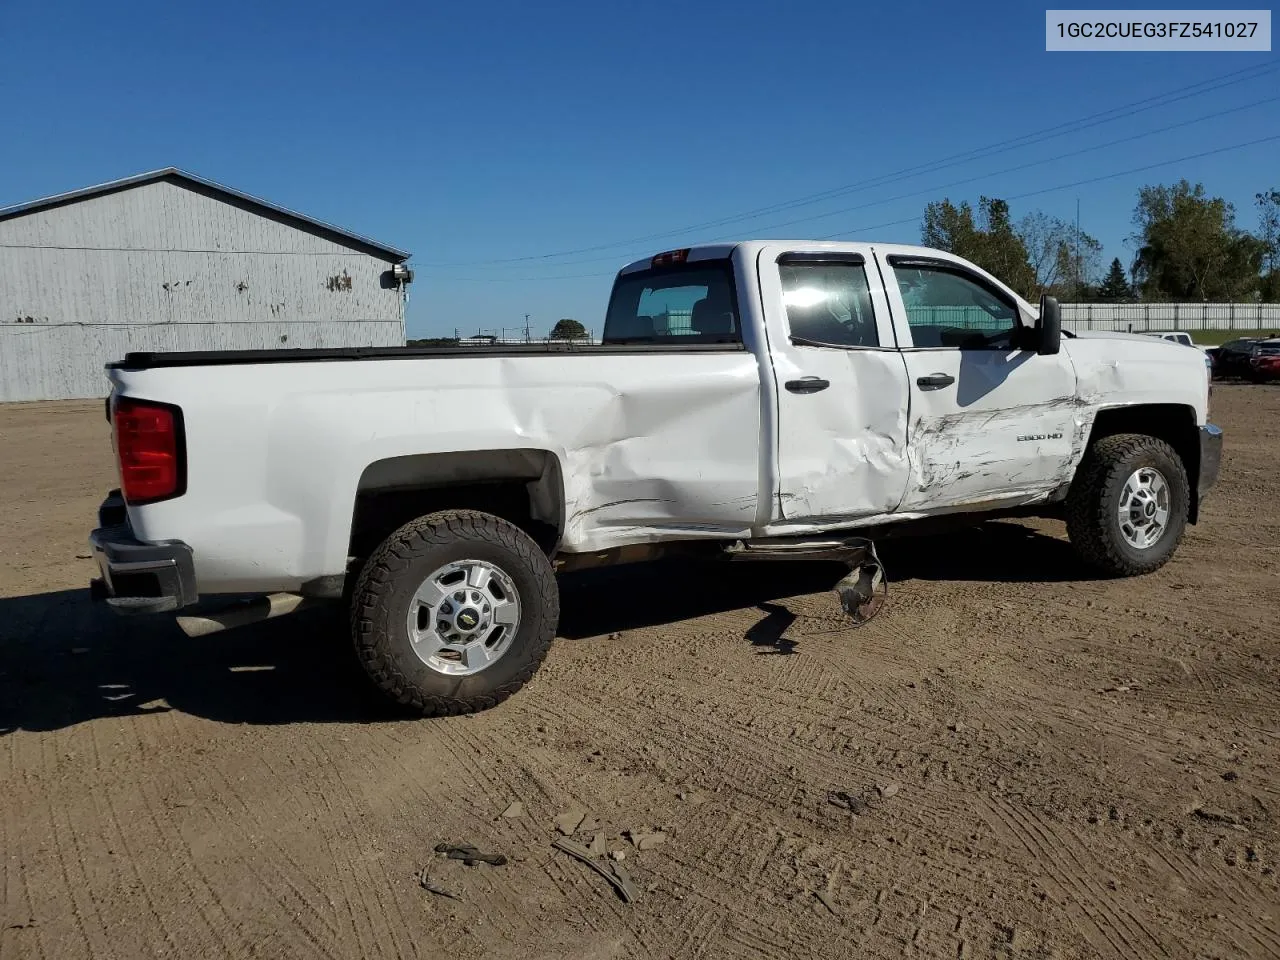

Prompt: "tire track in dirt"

[32,733,111,960]
[84,723,170,957]
[1148,832,1280,951]
[488,687,845,959]
[298,733,425,960]
[978,794,1167,958]
[113,719,247,960]
[558,682,980,835]
[2,739,49,960]
[419,724,579,950]
[186,751,345,960]
[242,729,397,960]
[569,736,988,960]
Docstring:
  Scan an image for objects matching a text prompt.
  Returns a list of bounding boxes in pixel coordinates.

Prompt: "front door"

[760,244,913,522]
[879,253,1079,512]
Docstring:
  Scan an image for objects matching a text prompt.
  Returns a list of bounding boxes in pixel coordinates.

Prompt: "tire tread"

[1065,433,1189,577]
[349,509,558,716]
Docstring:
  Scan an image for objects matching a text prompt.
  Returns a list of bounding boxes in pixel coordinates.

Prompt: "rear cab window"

[778,254,879,348]
[603,256,741,345]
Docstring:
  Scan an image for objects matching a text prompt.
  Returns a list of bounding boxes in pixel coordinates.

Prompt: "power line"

[817,132,1280,239]
[424,61,1280,267]
[692,95,1280,241]
[417,132,1280,281]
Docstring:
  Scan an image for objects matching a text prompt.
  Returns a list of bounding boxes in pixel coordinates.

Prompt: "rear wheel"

[349,510,559,715]
[1066,433,1190,577]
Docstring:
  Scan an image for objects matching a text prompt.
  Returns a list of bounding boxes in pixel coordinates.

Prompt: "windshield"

[603,261,740,345]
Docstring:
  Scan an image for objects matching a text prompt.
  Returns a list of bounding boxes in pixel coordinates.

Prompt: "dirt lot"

[1,388,1278,960]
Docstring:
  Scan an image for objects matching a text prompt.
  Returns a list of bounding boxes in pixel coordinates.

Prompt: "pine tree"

[1097,258,1132,302]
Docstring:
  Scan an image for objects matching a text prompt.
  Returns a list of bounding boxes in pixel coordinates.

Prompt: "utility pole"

[524,314,532,342]
[1075,197,1082,300]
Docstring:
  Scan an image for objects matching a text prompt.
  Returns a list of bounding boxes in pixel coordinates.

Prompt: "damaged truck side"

[90,242,1222,714]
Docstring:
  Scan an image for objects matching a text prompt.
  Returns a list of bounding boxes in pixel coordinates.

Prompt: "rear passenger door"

[880,253,1078,512]
[759,245,913,522]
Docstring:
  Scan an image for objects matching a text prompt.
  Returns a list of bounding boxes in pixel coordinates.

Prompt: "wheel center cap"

[1144,502,1156,518]
[455,608,481,632]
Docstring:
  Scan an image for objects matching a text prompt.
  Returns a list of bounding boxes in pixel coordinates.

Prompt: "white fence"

[1061,303,1280,334]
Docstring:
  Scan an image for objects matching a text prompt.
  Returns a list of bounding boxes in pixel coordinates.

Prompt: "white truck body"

[90,241,1222,712]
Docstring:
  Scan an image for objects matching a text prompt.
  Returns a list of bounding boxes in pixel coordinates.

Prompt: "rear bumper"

[1197,424,1223,508]
[89,490,198,615]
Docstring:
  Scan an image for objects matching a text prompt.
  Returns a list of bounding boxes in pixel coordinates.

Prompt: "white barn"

[0,168,412,401]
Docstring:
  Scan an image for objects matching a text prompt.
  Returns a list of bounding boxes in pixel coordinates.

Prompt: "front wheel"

[1065,434,1190,577]
[349,510,559,715]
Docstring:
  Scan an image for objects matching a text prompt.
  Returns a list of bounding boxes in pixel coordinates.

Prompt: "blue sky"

[1,0,1276,337]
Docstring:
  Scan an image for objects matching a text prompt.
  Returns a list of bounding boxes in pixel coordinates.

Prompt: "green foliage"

[1131,180,1264,301]
[550,318,588,340]
[921,196,1062,300]
[1019,210,1100,298]
[919,181,1280,304]
[1096,258,1133,302]
[1257,189,1280,301]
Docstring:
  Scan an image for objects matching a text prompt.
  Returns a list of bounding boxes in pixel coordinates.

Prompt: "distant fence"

[1061,303,1280,334]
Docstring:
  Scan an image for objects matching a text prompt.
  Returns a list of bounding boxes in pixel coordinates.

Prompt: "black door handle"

[916,373,955,390]
[785,377,830,394]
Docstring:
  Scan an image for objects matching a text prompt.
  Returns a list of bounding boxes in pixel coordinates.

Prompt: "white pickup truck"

[90,241,1222,714]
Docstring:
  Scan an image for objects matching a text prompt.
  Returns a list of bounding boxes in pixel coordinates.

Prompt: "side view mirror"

[1036,294,1062,356]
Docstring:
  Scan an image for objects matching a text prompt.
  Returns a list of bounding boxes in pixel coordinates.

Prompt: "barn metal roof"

[0,167,410,263]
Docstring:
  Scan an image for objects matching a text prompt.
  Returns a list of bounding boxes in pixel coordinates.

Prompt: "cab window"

[891,261,1020,349]
[779,259,878,348]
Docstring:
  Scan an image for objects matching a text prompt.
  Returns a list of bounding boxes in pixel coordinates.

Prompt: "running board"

[724,536,889,626]
[723,536,873,564]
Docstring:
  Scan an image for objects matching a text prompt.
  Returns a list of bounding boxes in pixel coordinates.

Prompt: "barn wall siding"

[0,180,406,401]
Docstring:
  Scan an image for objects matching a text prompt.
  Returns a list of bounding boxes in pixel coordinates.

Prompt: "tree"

[1096,258,1133,302]
[1017,211,1101,298]
[922,199,980,259]
[550,318,588,340]
[1130,180,1265,301]
[920,196,1037,298]
[1257,189,1280,302]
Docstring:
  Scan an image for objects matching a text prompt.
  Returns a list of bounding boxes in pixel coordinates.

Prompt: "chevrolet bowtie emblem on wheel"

[457,610,479,629]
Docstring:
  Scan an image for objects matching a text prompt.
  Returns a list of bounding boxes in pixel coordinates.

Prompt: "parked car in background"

[1248,338,1280,383]
[1208,337,1264,380]
[1146,332,1212,374]
[1149,331,1197,348]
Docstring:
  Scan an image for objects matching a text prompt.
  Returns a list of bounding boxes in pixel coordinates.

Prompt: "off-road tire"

[1066,433,1190,577]
[350,510,559,715]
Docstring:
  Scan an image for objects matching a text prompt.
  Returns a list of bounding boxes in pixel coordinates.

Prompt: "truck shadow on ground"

[0,522,1087,733]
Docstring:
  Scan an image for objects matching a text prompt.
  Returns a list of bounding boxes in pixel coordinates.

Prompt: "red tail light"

[112,397,186,504]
